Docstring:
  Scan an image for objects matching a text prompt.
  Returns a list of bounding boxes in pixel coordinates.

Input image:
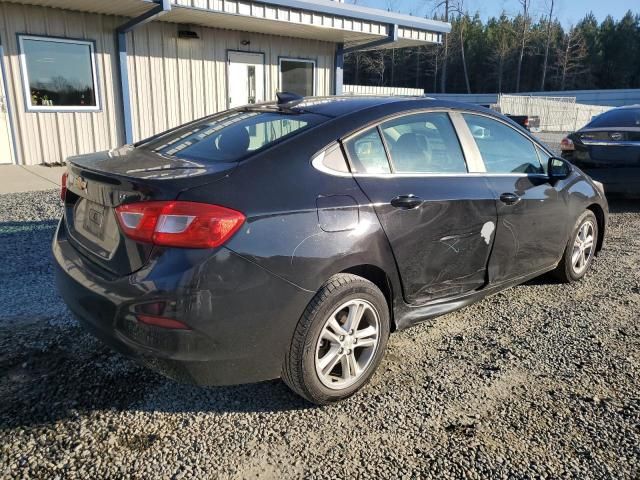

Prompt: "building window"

[18,35,100,112]
[279,58,315,97]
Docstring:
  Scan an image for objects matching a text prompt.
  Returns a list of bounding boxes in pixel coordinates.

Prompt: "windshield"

[587,108,640,128]
[141,110,326,162]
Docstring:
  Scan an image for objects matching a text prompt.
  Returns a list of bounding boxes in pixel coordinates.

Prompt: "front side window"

[462,114,543,174]
[18,35,99,111]
[380,112,467,173]
[143,110,325,163]
[280,59,315,97]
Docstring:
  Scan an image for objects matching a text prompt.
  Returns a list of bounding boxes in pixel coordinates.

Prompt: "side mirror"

[548,156,572,181]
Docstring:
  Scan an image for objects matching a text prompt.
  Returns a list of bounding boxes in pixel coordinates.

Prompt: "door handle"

[391,195,423,209]
[499,192,521,205]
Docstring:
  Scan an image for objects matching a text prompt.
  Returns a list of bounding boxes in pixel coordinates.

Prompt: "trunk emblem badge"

[74,176,88,191]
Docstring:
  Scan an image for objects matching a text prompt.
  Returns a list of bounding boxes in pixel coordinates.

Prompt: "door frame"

[226,49,266,110]
[0,38,17,164]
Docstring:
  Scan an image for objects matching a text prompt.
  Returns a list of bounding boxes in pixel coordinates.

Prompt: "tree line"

[343,4,640,94]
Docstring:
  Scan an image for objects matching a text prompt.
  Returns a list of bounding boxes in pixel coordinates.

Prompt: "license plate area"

[82,201,107,239]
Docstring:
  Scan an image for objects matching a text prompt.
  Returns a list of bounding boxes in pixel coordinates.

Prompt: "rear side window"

[587,108,640,128]
[462,114,543,174]
[142,110,325,163]
[380,112,467,173]
[345,129,391,174]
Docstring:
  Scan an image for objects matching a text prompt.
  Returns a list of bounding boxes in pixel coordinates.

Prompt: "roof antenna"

[276,91,304,106]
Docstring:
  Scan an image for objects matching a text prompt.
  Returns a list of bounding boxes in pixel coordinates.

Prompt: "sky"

[348,0,636,27]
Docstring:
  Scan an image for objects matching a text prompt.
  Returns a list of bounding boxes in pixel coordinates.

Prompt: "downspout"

[0,38,19,164]
[335,24,398,96]
[116,0,171,145]
[334,43,344,95]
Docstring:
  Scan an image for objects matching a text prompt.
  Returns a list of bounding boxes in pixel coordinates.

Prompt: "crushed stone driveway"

[1,191,639,479]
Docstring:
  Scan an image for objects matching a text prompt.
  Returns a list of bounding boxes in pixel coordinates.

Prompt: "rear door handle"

[499,192,521,205]
[391,195,423,209]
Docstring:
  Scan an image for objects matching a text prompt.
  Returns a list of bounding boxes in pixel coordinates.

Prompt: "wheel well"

[587,203,605,253]
[340,265,396,331]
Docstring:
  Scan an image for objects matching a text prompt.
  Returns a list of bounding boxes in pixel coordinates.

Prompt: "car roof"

[253,95,491,118]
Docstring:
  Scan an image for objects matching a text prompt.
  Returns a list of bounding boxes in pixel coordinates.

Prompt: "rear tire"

[282,274,390,405]
[553,210,598,283]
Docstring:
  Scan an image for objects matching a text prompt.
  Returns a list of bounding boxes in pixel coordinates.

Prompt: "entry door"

[0,75,13,164]
[459,113,569,284]
[227,51,265,109]
[344,112,498,305]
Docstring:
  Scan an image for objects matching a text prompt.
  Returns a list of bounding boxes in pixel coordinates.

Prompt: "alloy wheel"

[314,299,380,390]
[572,219,595,275]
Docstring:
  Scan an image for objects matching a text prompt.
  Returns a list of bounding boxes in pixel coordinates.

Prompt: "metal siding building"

[0,0,449,165]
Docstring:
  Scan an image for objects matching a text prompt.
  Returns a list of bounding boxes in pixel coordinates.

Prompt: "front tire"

[553,210,598,283]
[282,274,390,405]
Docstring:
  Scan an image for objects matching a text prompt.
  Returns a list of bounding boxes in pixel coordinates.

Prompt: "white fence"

[343,85,424,96]
[343,85,612,132]
[496,94,611,132]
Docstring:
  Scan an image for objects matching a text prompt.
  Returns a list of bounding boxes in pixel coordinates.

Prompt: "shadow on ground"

[0,322,311,431]
[0,219,312,431]
[1,198,635,430]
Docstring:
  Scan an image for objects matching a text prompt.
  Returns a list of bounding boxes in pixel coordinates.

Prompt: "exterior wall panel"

[0,3,335,163]
[0,2,124,164]
[127,22,335,142]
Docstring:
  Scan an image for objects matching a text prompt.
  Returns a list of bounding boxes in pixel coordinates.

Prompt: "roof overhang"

[5,0,449,48]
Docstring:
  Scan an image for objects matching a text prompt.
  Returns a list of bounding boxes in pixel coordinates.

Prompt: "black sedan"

[54,96,607,405]
[562,105,640,197]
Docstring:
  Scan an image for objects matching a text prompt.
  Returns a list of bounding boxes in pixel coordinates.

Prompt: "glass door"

[227,51,265,109]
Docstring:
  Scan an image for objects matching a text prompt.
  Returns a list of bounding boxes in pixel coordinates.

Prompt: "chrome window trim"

[579,140,640,147]
[350,172,549,179]
[311,149,549,179]
[313,106,557,179]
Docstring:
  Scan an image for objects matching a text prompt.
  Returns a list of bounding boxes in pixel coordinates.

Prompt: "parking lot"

[1,189,638,479]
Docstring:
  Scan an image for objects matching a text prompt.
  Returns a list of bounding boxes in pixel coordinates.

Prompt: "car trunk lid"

[63,146,235,276]
[574,127,640,168]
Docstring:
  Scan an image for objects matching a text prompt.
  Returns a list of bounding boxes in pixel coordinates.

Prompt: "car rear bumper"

[563,146,640,197]
[578,167,640,196]
[53,218,314,386]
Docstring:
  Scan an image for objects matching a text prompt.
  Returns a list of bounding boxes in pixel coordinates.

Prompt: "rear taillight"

[136,314,190,330]
[560,137,575,151]
[115,201,245,248]
[61,172,68,201]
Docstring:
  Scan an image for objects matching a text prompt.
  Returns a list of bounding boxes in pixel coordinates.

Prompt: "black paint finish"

[563,112,640,197]
[54,97,609,386]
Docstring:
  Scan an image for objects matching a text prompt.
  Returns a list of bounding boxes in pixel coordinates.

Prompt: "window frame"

[278,57,316,97]
[336,108,555,178]
[341,109,472,177]
[378,111,470,174]
[17,34,101,113]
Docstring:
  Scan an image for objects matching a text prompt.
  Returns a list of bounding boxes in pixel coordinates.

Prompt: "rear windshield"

[587,108,640,128]
[141,110,326,162]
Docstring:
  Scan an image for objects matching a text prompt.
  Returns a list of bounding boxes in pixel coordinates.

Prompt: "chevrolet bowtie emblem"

[74,176,87,191]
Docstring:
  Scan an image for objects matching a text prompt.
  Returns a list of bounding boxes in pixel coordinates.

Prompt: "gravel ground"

[1,190,639,479]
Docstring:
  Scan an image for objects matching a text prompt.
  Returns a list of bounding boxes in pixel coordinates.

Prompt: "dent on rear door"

[353,174,498,304]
